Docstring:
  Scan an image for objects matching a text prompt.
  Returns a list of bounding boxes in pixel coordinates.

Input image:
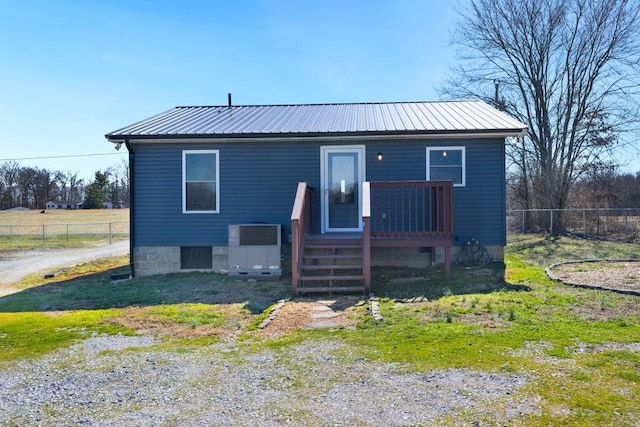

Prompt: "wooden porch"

[291,180,454,295]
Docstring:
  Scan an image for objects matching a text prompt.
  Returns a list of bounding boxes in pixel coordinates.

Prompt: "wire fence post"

[66,224,69,242]
[550,209,553,235]
[582,209,586,238]
[109,222,112,245]
[521,210,525,233]
[625,209,629,241]
[42,224,46,241]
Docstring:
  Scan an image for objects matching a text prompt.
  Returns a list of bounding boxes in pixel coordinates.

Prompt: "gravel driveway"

[0,241,129,290]
[0,335,537,426]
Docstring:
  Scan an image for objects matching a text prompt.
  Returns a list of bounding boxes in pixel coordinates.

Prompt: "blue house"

[106,100,526,294]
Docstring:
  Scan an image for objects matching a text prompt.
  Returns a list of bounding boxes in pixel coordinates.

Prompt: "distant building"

[45,201,82,210]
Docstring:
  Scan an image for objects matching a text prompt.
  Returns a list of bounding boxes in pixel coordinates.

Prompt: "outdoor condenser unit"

[228,224,282,278]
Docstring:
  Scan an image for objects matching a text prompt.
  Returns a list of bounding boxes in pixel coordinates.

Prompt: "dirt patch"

[411,301,509,328]
[110,297,366,339]
[570,296,640,321]
[255,296,365,337]
[111,304,253,339]
[546,260,640,294]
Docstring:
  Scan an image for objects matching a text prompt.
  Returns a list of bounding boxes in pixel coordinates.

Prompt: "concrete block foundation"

[132,244,504,277]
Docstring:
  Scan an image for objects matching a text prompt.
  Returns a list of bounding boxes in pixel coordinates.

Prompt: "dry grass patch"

[405,299,511,328]
[571,294,640,321]
[111,303,253,339]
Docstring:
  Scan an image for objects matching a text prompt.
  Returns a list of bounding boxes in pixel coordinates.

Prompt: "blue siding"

[132,138,506,247]
[365,139,506,246]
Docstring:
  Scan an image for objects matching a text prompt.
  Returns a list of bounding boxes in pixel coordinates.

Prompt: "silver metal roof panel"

[106,100,527,140]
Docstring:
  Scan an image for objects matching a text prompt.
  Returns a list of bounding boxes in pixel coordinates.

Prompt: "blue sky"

[0,0,463,179]
[2,0,639,182]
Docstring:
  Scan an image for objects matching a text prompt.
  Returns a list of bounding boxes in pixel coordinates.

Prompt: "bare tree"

[113,158,130,208]
[446,0,640,231]
[17,167,38,208]
[0,161,21,209]
[33,168,57,209]
[67,172,84,203]
[54,171,68,201]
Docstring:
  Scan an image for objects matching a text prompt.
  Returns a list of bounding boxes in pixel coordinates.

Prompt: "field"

[0,208,129,226]
[0,208,129,249]
[0,234,639,425]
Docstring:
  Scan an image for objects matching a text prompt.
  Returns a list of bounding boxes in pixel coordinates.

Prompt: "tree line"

[509,169,640,210]
[0,160,129,210]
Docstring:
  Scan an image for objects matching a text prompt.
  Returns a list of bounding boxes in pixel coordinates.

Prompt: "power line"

[0,152,126,162]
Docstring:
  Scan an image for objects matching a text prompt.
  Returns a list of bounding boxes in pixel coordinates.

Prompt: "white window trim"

[182,150,220,214]
[426,146,466,187]
[320,145,366,232]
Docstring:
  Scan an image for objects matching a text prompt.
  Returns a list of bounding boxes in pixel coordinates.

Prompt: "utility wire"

[0,153,125,162]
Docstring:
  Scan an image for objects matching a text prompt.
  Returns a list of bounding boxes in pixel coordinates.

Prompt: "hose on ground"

[457,238,492,268]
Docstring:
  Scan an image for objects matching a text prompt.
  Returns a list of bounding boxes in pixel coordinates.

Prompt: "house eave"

[105,129,527,144]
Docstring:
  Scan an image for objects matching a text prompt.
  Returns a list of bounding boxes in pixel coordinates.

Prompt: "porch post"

[362,182,371,293]
[444,246,451,280]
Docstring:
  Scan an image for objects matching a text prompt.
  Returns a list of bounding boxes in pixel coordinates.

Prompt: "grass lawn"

[0,233,638,425]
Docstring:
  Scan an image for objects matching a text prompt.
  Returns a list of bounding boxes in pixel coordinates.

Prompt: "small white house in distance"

[45,201,82,210]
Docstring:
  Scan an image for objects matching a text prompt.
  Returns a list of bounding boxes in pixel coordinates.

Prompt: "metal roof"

[106,100,527,140]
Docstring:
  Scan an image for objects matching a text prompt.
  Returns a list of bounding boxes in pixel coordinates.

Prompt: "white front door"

[320,146,365,232]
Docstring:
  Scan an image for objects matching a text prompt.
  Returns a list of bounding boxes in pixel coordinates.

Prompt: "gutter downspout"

[125,140,135,278]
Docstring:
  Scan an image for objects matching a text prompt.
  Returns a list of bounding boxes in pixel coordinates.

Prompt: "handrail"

[291,182,312,293]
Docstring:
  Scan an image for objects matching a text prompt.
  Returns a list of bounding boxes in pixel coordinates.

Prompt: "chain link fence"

[0,222,129,243]
[507,209,640,242]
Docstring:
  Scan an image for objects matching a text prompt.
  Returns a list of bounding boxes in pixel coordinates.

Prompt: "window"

[426,147,465,187]
[183,150,219,213]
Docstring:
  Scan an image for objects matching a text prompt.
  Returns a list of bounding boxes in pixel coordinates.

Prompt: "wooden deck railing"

[362,180,454,280]
[368,181,453,240]
[291,182,313,292]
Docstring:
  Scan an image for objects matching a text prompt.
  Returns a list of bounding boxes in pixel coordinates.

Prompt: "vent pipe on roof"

[228,93,232,108]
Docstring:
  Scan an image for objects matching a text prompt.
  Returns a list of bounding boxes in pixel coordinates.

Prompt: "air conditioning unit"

[228,224,282,278]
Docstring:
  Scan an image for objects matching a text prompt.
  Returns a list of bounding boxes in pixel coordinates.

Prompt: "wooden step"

[305,238,363,245]
[301,265,363,271]
[298,275,364,281]
[304,243,363,250]
[295,286,366,294]
[303,253,362,260]
[296,234,366,294]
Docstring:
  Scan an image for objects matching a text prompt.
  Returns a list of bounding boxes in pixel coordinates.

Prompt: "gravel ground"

[546,260,640,293]
[0,335,538,426]
[0,241,129,290]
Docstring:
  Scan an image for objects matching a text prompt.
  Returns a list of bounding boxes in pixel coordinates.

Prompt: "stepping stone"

[312,311,341,319]
[308,321,341,329]
[310,306,333,312]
